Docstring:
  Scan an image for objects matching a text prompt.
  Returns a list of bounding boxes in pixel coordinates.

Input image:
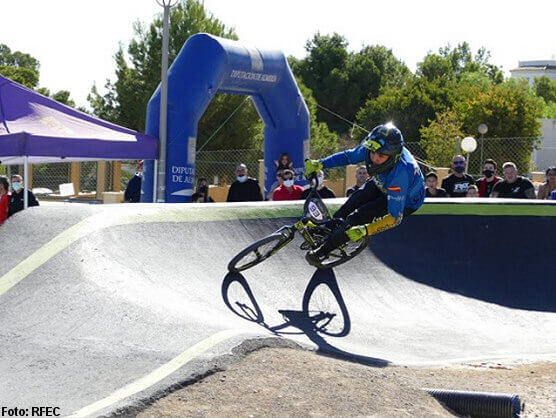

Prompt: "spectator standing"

[195,177,215,203]
[476,159,502,197]
[300,170,336,199]
[190,192,205,203]
[537,166,556,200]
[346,166,369,197]
[0,176,9,226]
[273,169,303,201]
[441,155,475,197]
[466,184,479,197]
[491,162,536,199]
[8,174,39,218]
[425,172,448,197]
[124,160,143,203]
[226,164,263,202]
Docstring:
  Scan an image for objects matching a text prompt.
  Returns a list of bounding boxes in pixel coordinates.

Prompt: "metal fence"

[196,149,263,185]
[1,136,549,195]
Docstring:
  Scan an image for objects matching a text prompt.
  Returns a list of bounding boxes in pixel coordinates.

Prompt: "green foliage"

[539,99,556,119]
[0,44,40,73]
[296,78,338,158]
[356,77,454,142]
[534,76,556,103]
[292,34,410,134]
[88,0,261,151]
[420,109,464,168]
[0,65,38,88]
[417,42,503,84]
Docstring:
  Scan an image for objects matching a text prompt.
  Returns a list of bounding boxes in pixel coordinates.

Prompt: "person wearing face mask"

[476,159,502,197]
[0,176,10,226]
[226,164,263,202]
[124,160,143,203]
[273,169,304,201]
[7,174,39,218]
[300,170,336,199]
[441,155,475,197]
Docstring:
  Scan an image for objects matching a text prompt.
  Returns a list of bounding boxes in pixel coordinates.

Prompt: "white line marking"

[67,329,243,417]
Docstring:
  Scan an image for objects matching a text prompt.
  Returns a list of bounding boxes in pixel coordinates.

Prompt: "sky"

[1,0,555,109]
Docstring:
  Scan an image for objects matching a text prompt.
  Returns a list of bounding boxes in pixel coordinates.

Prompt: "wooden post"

[71,163,80,196]
[27,164,33,189]
[112,161,122,192]
[258,159,265,196]
[345,164,357,196]
[96,161,106,200]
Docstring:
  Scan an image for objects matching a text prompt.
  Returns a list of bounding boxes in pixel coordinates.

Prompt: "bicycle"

[228,174,370,272]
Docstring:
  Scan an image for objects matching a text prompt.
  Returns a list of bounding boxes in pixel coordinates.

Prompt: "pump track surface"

[0,199,554,416]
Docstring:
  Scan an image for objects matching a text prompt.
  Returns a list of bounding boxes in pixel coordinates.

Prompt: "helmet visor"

[362,138,385,152]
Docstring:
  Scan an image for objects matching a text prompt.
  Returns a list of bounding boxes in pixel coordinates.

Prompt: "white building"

[510,60,556,85]
[534,119,556,172]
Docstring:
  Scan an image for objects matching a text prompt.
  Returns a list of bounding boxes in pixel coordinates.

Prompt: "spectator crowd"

[1,154,555,227]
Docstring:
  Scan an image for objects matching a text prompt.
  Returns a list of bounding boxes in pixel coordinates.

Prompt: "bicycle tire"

[228,232,291,273]
[314,235,370,270]
[302,277,350,337]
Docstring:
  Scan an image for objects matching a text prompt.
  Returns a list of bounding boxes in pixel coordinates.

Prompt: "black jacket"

[227,178,263,202]
[8,190,39,218]
[300,186,336,200]
[124,175,142,203]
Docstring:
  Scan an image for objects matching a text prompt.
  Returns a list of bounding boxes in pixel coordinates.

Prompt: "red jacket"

[476,176,502,197]
[273,184,303,201]
[0,193,9,226]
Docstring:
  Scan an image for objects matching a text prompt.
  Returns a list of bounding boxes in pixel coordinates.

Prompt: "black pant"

[334,179,415,226]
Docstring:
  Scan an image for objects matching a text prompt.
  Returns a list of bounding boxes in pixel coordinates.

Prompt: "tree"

[292,34,410,134]
[356,77,453,142]
[0,44,39,73]
[420,109,464,168]
[88,0,261,150]
[0,65,38,88]
[296,79,338,159]
[418,43,503,84]
[534,76,556,104]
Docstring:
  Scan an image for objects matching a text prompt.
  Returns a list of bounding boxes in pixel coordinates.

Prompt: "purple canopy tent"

[0,75,158,207]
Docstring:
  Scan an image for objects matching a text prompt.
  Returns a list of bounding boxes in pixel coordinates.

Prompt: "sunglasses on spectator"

[453,161,466,165]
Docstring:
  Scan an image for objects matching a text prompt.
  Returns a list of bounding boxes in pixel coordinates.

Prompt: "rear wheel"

[313,236,370,269]
[302,278,350,337]
[228,232,292,273]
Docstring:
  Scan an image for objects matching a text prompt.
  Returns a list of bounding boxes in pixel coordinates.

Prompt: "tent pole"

[24,156,29,209]
[152,160,158,203]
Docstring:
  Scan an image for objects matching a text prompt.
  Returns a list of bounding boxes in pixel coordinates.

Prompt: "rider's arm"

[320,146,367,169]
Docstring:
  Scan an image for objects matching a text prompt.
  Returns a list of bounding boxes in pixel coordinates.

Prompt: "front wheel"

[228,232,292,273]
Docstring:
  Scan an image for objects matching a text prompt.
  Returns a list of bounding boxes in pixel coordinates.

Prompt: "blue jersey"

[321,146,425,220]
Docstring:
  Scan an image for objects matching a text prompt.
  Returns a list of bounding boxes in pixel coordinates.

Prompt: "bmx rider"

[304,122,425,266]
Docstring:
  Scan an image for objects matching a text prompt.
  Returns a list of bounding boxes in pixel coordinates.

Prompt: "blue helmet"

[361,123,404,175]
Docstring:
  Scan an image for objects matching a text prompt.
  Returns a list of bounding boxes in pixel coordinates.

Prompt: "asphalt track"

[0,199,555,416]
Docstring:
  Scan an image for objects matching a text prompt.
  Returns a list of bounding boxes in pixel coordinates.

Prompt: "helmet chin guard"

[362,123,403,175]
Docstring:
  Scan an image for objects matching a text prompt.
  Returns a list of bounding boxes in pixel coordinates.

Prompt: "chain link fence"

[1,136,548,196]
[195,149,263,185]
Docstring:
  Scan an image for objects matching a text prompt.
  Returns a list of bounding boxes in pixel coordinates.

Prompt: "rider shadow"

[221,269,389,367]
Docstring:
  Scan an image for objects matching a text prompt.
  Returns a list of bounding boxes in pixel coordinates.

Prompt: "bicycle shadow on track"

[221,269,389,367]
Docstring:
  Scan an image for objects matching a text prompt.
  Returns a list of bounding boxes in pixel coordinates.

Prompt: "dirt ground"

[137,347,556,417]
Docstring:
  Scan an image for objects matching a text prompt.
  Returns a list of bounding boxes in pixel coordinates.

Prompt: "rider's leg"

[309,183,387,258]
[333,179,376,220]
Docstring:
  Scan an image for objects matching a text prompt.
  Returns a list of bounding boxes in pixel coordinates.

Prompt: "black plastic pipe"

[424,388,522,417]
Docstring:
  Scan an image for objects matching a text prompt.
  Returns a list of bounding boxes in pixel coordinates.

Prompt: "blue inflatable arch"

[141,33,310,202]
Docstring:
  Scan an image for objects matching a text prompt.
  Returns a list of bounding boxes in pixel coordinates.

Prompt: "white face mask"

[283,179,294,187]
[12,182,22,192]
[236,175,247,183]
